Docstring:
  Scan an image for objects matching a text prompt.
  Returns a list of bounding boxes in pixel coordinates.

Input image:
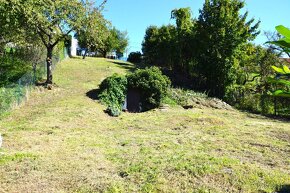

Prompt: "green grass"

[0,57,289,192]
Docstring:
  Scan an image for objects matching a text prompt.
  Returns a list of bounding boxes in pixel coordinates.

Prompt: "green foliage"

[167,88,207,107]
[224,43,280,114]
[1,0,98,83]
[171,8,195,72]
[99,74,128,116]
[127,52,142,63]
[194,0,260,98]
[267,25,290,98]
[76,7,110,54]
[98,67,171,116]
[127,67,171,111]
[0,56,32,86]
[142,25,178,68]
[142,7,195,71]
[142,1,259,99]
[267,65,290,97]
[98,27,129,58]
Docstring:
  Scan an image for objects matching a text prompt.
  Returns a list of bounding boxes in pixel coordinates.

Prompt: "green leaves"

[267,25,290,50]
[268,66,290,98]
[271,65,290,74]
[273,90,290,97]
[276,25,290,38]
[267,25,290,98]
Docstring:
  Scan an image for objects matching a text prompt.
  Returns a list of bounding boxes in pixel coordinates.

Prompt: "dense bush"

[98,74,128,116]
[127,51,142,63]
[127,67,171,111]
[0,56,32,86]
[98,67,171,116]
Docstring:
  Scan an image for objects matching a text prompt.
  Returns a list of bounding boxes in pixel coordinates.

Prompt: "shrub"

[98,67,171,116]
[98,74,128,116]
[127,67,171,111]
[0,56,32,86]
[127,51,142,63]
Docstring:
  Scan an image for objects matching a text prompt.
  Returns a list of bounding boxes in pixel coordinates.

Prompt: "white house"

[70,36,79,57]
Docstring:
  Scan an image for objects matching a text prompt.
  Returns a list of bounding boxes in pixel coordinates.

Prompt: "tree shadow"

[107,60,137,72]
[275,185,290,193]
[161,68,198,90]
[86,88,100,101]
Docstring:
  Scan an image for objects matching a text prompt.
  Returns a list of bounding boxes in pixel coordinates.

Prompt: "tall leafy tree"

[76,7,109,59]
[171,8,195,73]
[2,0,107,84]
[194,0,260,98]
[20,0,87,84]
[97,27,129,58]
[0,0,39,52]
[142,25,177,68]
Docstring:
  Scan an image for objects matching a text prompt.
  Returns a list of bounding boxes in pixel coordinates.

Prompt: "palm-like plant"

[267,25,290,98]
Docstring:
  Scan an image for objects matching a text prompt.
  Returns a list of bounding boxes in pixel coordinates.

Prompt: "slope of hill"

[0,57,289,193]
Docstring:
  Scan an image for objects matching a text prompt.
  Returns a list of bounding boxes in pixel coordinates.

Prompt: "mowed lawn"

[0,57,289,193]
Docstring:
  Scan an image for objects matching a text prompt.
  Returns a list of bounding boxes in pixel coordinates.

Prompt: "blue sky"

[102,0,290,55]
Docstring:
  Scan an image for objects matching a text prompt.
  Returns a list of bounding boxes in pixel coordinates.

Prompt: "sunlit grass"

[0,57,289,192]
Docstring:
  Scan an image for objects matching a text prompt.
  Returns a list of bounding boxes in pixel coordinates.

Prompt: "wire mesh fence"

[0,47,68,115]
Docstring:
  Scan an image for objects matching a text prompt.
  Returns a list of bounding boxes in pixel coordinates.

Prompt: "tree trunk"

[46,46,53,84]
[103,51,107,58]
[82,49,87,59]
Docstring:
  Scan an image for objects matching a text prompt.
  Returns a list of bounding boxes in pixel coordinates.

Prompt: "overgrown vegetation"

[99,74,128,117]
[142,0,289,117]
[127,51,142,63]
[127,67,171,111]
[267,25,290,98]
[98,67,171,116]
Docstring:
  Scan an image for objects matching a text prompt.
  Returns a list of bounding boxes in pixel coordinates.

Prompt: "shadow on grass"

[108,60,137,72]
[245,112,290,122]
[86,89,100,101]
[276,185,290,193]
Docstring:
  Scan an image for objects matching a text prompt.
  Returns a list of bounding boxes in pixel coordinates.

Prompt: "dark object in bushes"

[98,67,170,116]
[127,67,171,111]
[126,88,141,112]
[127,51,142,63]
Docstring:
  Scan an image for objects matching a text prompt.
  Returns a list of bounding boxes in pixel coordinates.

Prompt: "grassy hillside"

[0,57,289,193]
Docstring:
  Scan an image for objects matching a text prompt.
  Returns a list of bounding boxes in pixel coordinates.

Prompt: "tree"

[22,0,88,84]
[142,25,177,68]
[194,0,260,98]
[3,0,107,84]
[0,0,39,52]
[76,3,110,59]
[97,27,129,58]
[127,51,142,63]
[171,8,195,73]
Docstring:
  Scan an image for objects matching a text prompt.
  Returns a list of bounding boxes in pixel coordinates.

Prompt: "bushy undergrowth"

[127,67,171,111]
[166,88,208,106]
[98,67,171,116]
[0,56,32,86]
[98,74,128,116]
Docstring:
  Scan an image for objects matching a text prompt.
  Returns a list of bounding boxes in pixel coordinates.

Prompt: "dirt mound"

[169,88,233,110]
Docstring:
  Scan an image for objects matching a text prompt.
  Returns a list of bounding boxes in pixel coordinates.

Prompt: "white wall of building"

[71,36,78,56]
